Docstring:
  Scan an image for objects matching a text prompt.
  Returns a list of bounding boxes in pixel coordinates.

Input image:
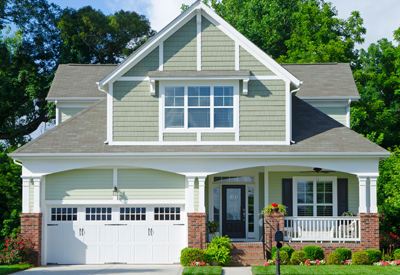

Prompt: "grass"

[252,265,400,275]
[0,264,31,275]
[182,266,223,275]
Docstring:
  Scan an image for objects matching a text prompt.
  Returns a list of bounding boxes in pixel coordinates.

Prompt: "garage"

[45,205,186,264]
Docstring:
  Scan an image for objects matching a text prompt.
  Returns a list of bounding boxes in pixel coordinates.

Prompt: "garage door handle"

[47,224,58,226]
[173,223,184,226]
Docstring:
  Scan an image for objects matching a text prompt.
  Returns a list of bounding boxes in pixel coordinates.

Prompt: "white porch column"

[32,177,42,213]
[264,167,269,207]
[198,176,206,213]
[186,176,196,213]
[22,178,31,213]
[369,176,378,213]
[358,176,368,213]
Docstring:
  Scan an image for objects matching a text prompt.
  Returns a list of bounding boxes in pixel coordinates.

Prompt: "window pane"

[188,87,210,107]
[317,206,333,216]
[213,187,220,224]
[298,205,313,216]
[214,97,223,106]
[165,108,184,128]
[214,87,223,96]
[188,109,210,128]
[248,186,255,233]
[214,108,233,128]
[165,87,184,107]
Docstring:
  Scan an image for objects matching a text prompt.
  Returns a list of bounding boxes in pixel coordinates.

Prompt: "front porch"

[186,165,379,263]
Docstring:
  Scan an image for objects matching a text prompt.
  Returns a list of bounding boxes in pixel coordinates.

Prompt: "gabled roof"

[11,96,388,156]
[283,63,359,100]
[47,64,114,101]
[97,0,301,89]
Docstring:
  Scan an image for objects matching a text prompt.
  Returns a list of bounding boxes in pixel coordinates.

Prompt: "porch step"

[231,242,265,266]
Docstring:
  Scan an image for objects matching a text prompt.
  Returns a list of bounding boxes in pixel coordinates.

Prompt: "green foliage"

[303,245,325,260]
[290,250,306,265]
[182,266,222,275]
[205,236,232,266]
[0,234,35,264]
[272,250,289,265]
[333,248,352,263]
[393,249,400,260]
[365,249,382,264]
[352,251,370,265]
[180,248,206,266]
[271,245,295,259]
[326,252,341,265]
[262,203,287,215]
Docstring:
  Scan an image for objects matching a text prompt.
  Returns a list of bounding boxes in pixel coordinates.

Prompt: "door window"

[120,207,146,221]
[154,207,181,221]
[85,207,112,221]
[226,188,241,221]
[51,207,77,221]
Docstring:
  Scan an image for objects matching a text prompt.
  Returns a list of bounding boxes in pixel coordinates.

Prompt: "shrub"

[180,248,206,266]
[0,234,34,264]
[272,250,289,265]
[334,248,352,263]
[365,249,381,264]
[327,252,341,265]
[290,250,306,265]
[393,249,400,260]
[303,245,325,260]
[205,236,232,266]
[352,251,370,265]
[271,245,295,259]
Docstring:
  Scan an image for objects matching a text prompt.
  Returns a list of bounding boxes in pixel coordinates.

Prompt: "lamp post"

[275,226,283,275]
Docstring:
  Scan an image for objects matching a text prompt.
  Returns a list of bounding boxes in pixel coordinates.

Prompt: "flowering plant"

[262,203,287,215]
[263,259,275,266]
[374,260,400,266]
[190,260,207,266]
[300,259,326,266]
[0,234,34,264]
[343,259,352,265]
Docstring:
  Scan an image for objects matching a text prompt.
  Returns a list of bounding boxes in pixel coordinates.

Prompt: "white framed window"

[293,177,337,217]
[160,81,239,134]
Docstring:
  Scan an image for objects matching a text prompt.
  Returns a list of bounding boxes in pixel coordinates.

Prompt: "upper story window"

[163,84,236,131]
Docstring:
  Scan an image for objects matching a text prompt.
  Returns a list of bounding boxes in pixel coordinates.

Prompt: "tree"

[351,30,400,149]
[210,0,365,62]
[58,6,154,64]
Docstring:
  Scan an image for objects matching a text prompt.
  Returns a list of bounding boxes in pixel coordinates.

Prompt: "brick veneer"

[20,213,42,266]
[187,213,206,249]
[231,242,265,266]
[263,213,380,257]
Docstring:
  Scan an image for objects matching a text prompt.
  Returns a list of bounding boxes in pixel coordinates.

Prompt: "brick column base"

[188,213,206,249]
[360,213,379,249]
[264,212,284,255]
[20,213,42,266]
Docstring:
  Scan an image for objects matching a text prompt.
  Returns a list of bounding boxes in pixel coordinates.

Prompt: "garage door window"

[51,207,77,221]
[120,207,146,221]
[85,207,112,221]
[154,207,180,221]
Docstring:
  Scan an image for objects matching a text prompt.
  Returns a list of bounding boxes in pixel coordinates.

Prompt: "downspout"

[289,83,302,144]
[96,82,109,144]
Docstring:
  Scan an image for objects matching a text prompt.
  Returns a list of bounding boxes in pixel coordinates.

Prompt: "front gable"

[101,1,299,145]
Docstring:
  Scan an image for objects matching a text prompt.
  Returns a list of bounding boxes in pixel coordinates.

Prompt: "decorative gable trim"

[97,1,301,90]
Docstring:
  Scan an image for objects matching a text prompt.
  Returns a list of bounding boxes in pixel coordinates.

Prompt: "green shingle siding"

[123,47,159,76]
[113,81,159,141]
[118,169,185,201]
[201,17,235,70]
[239,46,274,76]
[164,17,197,71]
[315,106,347,125]
[45,169,113,200]
[163,133,197,141]
[240,80,286,141]
[201,133,235,141]
[60,107,84,122]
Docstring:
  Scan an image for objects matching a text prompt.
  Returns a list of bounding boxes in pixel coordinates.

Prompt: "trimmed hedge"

[327,252,341,265]
[352,251,370,265]
[394,249,400,260]
[290,250,306,265]
[303,245,325,260]
[180,248,206,266]
[334,248,352,263]
[365,249,381,264]
[271,245,295,260]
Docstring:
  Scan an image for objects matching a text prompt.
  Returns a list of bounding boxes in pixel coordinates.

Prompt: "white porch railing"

[284,217,361,242]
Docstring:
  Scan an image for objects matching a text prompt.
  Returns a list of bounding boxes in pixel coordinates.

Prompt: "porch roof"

[11,96,388,156]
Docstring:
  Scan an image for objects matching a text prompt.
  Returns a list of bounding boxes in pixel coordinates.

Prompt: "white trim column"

[186,176,196,213]
[22,178,31,213]
[358,176,368,213]
[369,176,378,213]
[264,167,269,207]
[198,176,206,213]
[32,177,42,213]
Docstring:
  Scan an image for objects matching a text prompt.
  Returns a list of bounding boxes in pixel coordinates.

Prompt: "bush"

[327,252,341,265]
[303,245,325,260]
[180,248,206,266]
[0,234,34,264]
[393,248,400,260]
[271,245,295,259]
[290,250,306,265]
[334,248,352,263]
[272,250,289,265]
[205,236,232,266]
[352,251,370,265]
[365,249,381,264]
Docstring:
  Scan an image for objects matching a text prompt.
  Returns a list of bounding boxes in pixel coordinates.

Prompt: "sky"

[48,0,400,48]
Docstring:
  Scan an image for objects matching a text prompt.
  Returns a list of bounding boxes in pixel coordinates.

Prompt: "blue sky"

[49,0,399,48]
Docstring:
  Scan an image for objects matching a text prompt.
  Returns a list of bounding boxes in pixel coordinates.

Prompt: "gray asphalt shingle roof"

[12,96,386,155]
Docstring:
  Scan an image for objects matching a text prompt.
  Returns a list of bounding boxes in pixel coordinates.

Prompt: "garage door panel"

[151,224,169,242]
[152,244,170,263]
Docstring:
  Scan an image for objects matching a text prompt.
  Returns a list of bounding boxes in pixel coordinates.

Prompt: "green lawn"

[182,266,222,275]
[0,264,31,275]
[252,265,400,275]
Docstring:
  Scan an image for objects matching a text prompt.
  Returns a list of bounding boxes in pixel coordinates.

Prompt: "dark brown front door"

[222,185,246,238]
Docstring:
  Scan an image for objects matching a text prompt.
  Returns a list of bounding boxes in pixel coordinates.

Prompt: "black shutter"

[282,178,293,216]
[337,178,348,215]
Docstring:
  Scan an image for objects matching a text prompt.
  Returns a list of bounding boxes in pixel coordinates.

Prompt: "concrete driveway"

[15,265,183,275]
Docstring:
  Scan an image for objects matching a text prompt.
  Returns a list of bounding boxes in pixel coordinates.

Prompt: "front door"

[222,185,246,238]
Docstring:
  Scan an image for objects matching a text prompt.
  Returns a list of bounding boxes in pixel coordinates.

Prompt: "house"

[10,1,389,266]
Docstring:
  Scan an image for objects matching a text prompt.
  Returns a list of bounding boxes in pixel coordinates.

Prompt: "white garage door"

[46,206,186,264]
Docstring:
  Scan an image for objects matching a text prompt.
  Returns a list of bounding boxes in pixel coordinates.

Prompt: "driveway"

[15,265,183,275]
